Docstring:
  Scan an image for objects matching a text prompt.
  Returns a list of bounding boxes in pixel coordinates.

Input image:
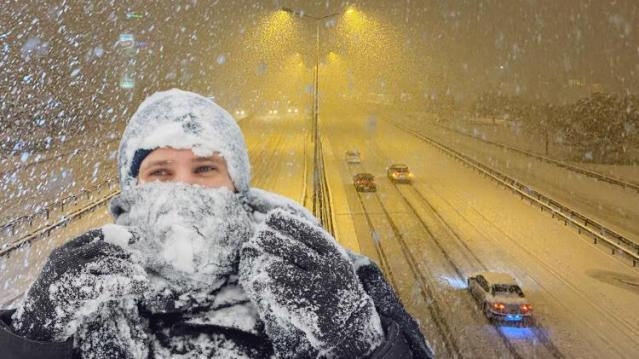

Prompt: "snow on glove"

[239,209,385,359]
[352,255,434,358]
[11,229,148,342]
[73,299,150,359]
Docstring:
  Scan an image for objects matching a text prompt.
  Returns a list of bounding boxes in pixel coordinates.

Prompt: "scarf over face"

[110,182,254,296]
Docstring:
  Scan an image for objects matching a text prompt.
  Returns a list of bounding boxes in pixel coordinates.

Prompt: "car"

[467,272,533,324]
[353,173,376,192]
[345,149,361,164]
[234,109,247,119]
[386,163,413,183]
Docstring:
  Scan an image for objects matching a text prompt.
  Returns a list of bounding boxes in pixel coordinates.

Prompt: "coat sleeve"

[350,253,435,359]
[0,309,73,359]
[369,315,413,358]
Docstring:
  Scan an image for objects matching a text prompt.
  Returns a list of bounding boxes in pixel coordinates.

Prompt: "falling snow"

[1,2,638,358]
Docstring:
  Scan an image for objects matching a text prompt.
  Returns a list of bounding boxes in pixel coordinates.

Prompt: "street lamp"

[281,7,338,230]
[280,7,337,124]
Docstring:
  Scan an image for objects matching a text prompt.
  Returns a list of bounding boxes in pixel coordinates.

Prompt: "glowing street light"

[280,7,341,228]
[280,7,338,122]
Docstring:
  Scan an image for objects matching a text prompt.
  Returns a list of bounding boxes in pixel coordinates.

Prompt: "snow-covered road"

[320,109,639,358]
[2,109,638,358]
[400,114,639,243]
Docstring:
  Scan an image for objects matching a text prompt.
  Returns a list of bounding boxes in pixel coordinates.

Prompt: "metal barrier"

[0,189,119,257]
[429,120,639,192]
[399,124,639,267]
[1,178,116,242]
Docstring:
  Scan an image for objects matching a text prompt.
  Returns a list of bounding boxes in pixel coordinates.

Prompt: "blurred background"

[2,1,638,161]
[2,2,639,357]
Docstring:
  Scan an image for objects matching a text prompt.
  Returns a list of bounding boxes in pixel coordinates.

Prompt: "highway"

[1,109,639,358]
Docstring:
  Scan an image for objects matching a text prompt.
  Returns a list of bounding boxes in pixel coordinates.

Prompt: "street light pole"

[314,20,320,126]
[281,8,337,124]
[281,7,338,230]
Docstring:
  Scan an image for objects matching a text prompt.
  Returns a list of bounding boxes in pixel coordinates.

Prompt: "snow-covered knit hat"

[118,89,250,194]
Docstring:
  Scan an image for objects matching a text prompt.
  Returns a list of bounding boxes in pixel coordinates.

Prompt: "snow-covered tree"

[560,92,639,163]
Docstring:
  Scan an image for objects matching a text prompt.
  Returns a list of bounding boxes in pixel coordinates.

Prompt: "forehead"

[142,148,225,164]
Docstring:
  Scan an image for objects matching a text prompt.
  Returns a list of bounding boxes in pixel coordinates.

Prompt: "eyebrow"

[142,159,174,168]
[141,156,222,169]
[193,157,222,163]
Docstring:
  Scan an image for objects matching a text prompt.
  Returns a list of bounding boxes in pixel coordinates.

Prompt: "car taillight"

[521,304,533,312]
[492,303,506,312]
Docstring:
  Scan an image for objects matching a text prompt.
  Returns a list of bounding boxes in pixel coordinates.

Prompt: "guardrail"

[312,128,334,236]
[427,120,639,192]
[398,124,639,267]
[0,178,116,240]
[0,190,120,257]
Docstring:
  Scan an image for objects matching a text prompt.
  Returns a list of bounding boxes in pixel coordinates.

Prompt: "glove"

[239,209,384,358]
[73,299,150,359]
[11,229,148,342]
[352,256,434,359]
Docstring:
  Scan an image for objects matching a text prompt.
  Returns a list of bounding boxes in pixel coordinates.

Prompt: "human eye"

[148,168,171,178]
[194,165,217,174]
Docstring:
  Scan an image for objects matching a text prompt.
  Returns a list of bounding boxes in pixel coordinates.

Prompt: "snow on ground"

[3,106,638,358]
[440,113,639,182]
[419,149,639,358]
[575,162,639,184]
[321,108,639,358]
[396,114,639,242]
[0,207,113,307]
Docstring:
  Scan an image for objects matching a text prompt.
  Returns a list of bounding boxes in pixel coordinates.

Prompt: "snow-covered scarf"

[15,185,424,358]
[80,184,318,358]
[110,182,253,292]
[105,183,266,357]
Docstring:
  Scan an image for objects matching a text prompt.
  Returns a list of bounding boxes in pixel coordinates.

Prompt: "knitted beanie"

[117,89,250,194]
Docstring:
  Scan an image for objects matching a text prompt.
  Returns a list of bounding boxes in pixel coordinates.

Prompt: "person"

[0,89,434,358]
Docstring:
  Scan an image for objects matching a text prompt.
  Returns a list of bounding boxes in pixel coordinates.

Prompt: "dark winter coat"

[0,233,427,359]
[1,257,424,358]
[1,247,424,358]
[0,189,433,359]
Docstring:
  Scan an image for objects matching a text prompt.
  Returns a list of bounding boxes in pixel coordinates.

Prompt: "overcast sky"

[2,0,638,114]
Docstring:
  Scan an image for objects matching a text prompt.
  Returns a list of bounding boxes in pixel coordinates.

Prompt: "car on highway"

[345,149,361,164]
[387,163,413,183]
[234,109,247,119]
[467,271,533,325]
[353,173,376,192]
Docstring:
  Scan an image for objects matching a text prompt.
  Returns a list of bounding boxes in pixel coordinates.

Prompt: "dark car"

[353,173,376,192]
